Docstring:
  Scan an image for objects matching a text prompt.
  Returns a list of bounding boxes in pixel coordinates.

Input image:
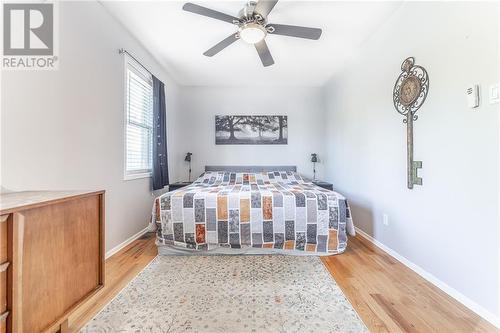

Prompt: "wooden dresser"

[0,191,105,333]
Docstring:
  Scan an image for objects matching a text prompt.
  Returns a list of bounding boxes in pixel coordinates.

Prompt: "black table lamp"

[185,152,192,182]
[311,153,318,180]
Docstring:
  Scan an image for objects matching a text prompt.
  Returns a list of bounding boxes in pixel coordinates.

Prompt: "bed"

[152,166,355,256]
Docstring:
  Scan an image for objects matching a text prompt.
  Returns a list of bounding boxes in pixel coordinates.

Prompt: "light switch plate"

[490,84,499,104]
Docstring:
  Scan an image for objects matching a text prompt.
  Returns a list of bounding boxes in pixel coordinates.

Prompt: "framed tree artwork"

[215,115,288,145]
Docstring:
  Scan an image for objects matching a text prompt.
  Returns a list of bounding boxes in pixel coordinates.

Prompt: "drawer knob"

[0,311,8,322]
[0,262,9,273]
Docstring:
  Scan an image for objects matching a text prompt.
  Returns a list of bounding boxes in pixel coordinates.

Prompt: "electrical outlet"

[383,213,389,226]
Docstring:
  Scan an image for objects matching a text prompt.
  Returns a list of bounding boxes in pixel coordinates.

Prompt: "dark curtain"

[152,76,169,190]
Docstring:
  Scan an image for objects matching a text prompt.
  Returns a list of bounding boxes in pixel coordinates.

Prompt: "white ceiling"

[101,1,402,87]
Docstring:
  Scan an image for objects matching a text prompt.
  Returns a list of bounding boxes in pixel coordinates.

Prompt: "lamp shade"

[311,153,318,163]
[184,152,192,162]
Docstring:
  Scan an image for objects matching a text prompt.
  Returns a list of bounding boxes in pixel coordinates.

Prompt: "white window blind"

[125,56,153,179]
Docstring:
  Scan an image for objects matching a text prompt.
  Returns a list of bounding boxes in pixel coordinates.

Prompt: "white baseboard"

[355,227,500,329]
[105,226,151,259]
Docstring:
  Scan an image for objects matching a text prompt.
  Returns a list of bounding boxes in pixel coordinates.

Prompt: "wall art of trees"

[215,115,288,145]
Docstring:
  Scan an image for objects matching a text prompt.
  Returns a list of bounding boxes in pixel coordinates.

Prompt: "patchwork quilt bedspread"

[153,171,354,255]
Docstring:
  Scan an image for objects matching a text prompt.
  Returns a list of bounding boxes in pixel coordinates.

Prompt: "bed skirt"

[156,242,341,256]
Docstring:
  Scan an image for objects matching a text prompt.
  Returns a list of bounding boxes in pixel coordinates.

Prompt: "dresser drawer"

[0,215,7,264]
[0,215,8,333]
[0,262,8,315]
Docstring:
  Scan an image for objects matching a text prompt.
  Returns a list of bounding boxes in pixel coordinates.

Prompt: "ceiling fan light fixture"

[239,23,266,44]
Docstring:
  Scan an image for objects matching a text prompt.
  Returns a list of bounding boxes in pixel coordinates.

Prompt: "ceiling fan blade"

[269,23,322,40]
[254,0,279,18]
[203,34,239,57]
[182,3,239,24]
[255,40,274,67]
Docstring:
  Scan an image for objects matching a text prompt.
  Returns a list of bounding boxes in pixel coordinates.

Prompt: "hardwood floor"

[67,233,157,332]
[68,232,498,333]
[321,236,497,333]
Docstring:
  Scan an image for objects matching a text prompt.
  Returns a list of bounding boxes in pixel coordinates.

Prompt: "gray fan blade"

[269,23,322,40]
[203,34,239,57]
[255,0,279,18]
[255,40,274,67]
[183,3,239,24]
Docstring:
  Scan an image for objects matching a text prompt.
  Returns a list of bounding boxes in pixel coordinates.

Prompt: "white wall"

[0,1,182,252]
[323,1,499,323]
[173,86,326,181]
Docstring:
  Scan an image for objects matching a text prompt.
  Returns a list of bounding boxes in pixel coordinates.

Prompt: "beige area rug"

[81,255,367,333]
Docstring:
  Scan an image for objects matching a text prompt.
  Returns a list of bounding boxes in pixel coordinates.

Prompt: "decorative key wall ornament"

[393,57,429,189]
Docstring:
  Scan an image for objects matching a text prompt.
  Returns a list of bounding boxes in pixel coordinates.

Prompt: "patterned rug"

[81,255,367,333]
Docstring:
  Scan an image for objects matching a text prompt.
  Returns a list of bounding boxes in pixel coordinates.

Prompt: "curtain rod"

[118,48,153,77]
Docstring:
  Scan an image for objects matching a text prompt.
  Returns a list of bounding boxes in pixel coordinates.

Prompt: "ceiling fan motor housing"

[239,1,257,19]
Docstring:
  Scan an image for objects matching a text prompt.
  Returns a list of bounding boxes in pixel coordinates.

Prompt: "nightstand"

[168,181,192,191]
[312,180,333,191]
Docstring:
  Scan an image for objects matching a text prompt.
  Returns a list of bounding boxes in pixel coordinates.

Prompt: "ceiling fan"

[182,0,322,67]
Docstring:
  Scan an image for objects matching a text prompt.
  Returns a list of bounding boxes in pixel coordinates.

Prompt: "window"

[124,55,153,180]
